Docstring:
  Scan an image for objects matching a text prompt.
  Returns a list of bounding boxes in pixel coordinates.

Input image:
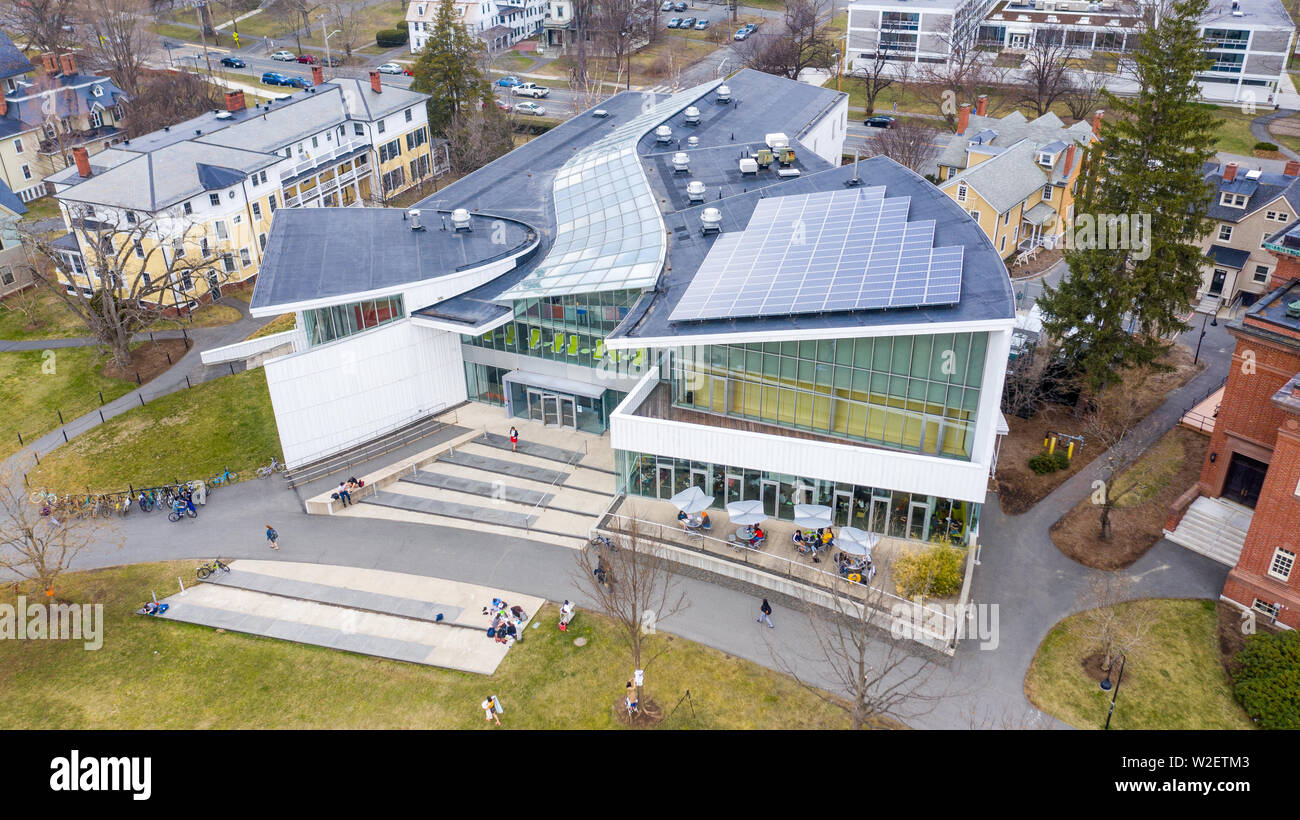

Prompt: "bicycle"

[167,501,198,522]
[256,456,287,478]
[196,558,230,580]
[209,468,237,488]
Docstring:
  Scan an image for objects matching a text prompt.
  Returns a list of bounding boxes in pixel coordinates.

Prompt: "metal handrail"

[285,404,456,486]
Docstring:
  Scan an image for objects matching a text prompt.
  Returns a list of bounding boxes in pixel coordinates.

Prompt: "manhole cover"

[573,637,588,647]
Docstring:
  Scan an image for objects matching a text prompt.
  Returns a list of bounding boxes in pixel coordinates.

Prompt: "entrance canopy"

[502,370,606,399]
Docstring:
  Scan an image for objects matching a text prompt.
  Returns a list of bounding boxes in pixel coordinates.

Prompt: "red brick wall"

[1269,250,1300,291]
[1198,331,1300,495]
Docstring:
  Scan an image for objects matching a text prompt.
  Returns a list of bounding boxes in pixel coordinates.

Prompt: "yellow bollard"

[1067,441,1075,460]
[1047,436,1056,455]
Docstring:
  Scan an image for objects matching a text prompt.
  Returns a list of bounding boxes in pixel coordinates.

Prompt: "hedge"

[1233,630,1300,730]
[376,28,408,47]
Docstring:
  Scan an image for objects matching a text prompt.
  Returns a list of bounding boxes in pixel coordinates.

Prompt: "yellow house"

[936,102,1096,259]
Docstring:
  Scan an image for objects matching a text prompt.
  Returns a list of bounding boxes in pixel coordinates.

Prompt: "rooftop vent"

[592,108,609,118]
[684,106,700,124]
[701,207,722,234]
[687,135,700,148]
[765,132,789,150]
[408,209,424,230]
[672,152,690,173]
[655,125,673,143]
[739,157,758,175]
[1246,168,1263,180]
[716,84,731,103]
[1287,299,1300,319]
[215,111,233,120]
[450,208,472,232]
[687,180,706,203]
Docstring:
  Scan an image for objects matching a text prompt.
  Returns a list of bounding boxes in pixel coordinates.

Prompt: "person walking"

[266,524,279,550]
[509,426,519,453]
[757,598,774,628]
[481,695,502,726]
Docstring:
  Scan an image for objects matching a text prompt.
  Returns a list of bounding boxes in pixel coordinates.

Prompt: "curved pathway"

[1250,109,1300,161]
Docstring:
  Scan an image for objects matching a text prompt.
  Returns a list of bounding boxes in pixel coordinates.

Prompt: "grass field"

[0,288,89,341]
[0,348,139,460]
[150,304,244,331]
[26,368,281,492]
[17,195,62,222]
[0,562,852,730]
[1211,105,1263,155]
[1025,598,1254,730]
[246,313,296,340]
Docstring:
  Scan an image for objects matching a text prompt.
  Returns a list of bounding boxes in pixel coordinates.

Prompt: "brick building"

[1168,224,1300,630]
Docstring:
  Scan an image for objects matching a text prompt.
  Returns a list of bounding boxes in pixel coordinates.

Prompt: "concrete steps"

[334,501,588,549]
[1164,496,1251,566]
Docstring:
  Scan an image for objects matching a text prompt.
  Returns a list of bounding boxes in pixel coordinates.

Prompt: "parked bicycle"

[167,498,198,522]
[256,456,287,479]
[196,558,230,580]
[209,468,238,488]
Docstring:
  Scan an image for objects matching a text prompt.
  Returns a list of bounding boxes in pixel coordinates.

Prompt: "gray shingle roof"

[943,139,1050,214]
[936,110,1093,173]
[0,32,33,81]
[1202,161,1300,223]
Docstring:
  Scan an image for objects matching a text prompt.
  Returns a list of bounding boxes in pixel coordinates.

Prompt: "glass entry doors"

[526,389,576,428]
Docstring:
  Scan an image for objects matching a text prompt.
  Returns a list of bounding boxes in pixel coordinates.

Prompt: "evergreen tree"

[409,0,493,138]
[1036,0,1219,393]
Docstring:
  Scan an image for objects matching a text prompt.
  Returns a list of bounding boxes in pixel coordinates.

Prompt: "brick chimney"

[72,146,91,178]
[1286,160,1300,177]
[58,53,77,76]
[1224,162,1238,182]
[975,94,987,117]
[957,103,971,136]
[39,53,58,75]
[369,70,382,94]
[1092,109,1104,135]
[223,90,246,113]
[1270,253,1300,289]
[312,65,324,86]
[0,96,6,117]
[1063,143,1076,177]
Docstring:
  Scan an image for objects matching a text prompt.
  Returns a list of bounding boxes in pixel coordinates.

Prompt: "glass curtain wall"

[461,289,646,371]
[464,362,510,405]
[616,450,977,545]
[669,333,987,459]
[303,294,405,347]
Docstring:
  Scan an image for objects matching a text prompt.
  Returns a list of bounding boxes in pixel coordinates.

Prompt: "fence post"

[57,409,64,425]
[98,391,104,405]
[166,351,172,364]
[61,430,68,443]
[185,376,192,389]
[98,410,105,424]
[17,432,22,446]
[136,372,141,385]
[139,393,145,407]
[229,362,235,375]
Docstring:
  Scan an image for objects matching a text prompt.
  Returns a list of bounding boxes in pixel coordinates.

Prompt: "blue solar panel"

[670,187,964,322]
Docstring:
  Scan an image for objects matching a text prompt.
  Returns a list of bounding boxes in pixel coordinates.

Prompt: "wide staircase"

[355,430,616,548]
[283,407,463,489]
[1163,495,1252,566]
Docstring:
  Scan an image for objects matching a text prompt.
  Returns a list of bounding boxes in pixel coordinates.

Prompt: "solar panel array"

[669,187,964,323]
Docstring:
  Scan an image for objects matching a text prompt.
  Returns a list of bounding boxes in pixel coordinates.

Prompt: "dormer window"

[1037,151,1055,167]
[956,184,967,203]
[92,84,103,97]
[1042,184,1053,202]
[1220,192,1248,208]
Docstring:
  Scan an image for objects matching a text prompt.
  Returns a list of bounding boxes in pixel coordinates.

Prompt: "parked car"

[296,54,318,64]
[270,50,296,61]
[680,16,696,28]
[376,62,405,74]
[734,27,750,40]
[514,101,547,116]
[220,56,246,68]
[667,16,682,27]
[673,1,686,10]
[261,71,291,85]
[320,55,343,66]
[659,0,673,9]
[511,82,549,98]
[694,18,709,29]
[864,115,895,128]
[495,98,513,112]
[497,75,522,87]
[284,76,313,88]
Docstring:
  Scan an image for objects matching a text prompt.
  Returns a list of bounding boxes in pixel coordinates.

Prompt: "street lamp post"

[1099,651,1127,730]
[1193,309,1218,365]
[323,24,341,79]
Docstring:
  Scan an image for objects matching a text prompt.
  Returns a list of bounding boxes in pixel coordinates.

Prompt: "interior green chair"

[504,325,515,347]
[593,340,606,361]
[482,330,494,344]
[552,332,564,353]
[529,328,541,349]
[632,349,644,368]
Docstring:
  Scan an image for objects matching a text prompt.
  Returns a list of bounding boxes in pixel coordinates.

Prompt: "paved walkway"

[1250,109,1300,161]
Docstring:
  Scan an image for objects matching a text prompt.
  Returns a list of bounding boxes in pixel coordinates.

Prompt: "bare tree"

[869,118,939,175]
[20,208,225,367]
[576,517,689,722]
[268,0,323,54]
[1,0,80,53]
[0,281,45,329]
[1017,27,1077,117]
[914,0,1003,126]
[1062,55,1109,123]
[0,469,106,599]
[848,40,900,116]
[735,0,837,80]
[591,0,652,90]
[1083,386,1149,541]
[124,69,226,137]
[1070,572,1155,674]
[769,567,946,729]
[80,0,157,96]
[325,0,366,59]
[445,106,514,175]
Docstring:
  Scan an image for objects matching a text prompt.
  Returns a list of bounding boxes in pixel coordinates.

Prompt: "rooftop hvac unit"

[687,135,700,148]
[1246,168,1263,180]
[765,132,789,150]
[716,84,731,103]
[684,106,701,124]
[777,168,800,178]
[215,111,233,120]
[408,209,423,230]
[672,152,690,172]
[701,207,722,234]
[450,208,472,232]
[687,180,706,203]
[755,148,774,168]
[655,125,673,143]
[739,157,758,175]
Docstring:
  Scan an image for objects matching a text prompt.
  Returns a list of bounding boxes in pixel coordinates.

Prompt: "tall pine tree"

[409,0,493,138]
[1036,0,1219,393]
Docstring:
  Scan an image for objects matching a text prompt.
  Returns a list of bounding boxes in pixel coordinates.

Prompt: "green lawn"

[150,303,244,331]
[26,368,281,492]
[0,288,88,341]
[246,313,296,340]
[1211,105,1264,155]
[1025,599,1254,730]
[0,562,852,730]
[494,52,535,73]
[17,195,62,222]
[0,347,139,460]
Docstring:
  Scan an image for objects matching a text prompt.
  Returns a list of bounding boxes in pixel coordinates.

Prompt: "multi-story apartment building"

[407,0,546,53]
[845,0,1296,103]
[0,38,127,203]
[0,181,31,298]
[232,69,1015,549]
[935,99,1096,258]
[44,71,441,311]
[1166,238,1300,630]
[543,0,578,50]
[1197,159,1300,308]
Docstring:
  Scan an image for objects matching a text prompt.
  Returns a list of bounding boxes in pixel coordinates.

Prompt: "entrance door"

[657,463,674,500]
[542,395,561,426]
[691,468,709,493]
[557,396,576,428]
[1222,452,1268,508]
[725,474,743,505]
[761,480,780,517]
[527,389,545,423]
[833,490,854,527]
[206,270,221,300]
[869,496,889,534]
[1010,32,1027,49]
[909,501,929,541]
[1209,269,1228,297]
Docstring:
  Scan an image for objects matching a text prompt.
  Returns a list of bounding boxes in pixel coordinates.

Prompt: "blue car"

[261,71,290,86]
[285,76,313,89]
[667,17,682,28]
[497,75,522,87]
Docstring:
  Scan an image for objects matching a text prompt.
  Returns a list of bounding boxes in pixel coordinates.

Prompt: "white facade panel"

[800,94,850,167]
[264,320,467,466]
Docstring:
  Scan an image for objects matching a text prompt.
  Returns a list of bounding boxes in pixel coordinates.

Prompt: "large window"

[303,294,405,346]
[461,289,645,371]
[668,334,988,459]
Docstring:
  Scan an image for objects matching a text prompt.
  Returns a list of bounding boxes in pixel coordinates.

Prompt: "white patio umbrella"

[837,527,878,557]
[726,500,767,526]
[669,486,714,514]
[793,504,834,530]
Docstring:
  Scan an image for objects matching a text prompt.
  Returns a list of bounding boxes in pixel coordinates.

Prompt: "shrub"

[893,545,965,599]
[1052,449,1072,471]
[1028,451,1059,474]
[1232,630,1300,729]
[376,28,408,48]
[1254,141,1280,152]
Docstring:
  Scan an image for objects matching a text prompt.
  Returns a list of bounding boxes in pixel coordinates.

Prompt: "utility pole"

[194,1,214,75]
